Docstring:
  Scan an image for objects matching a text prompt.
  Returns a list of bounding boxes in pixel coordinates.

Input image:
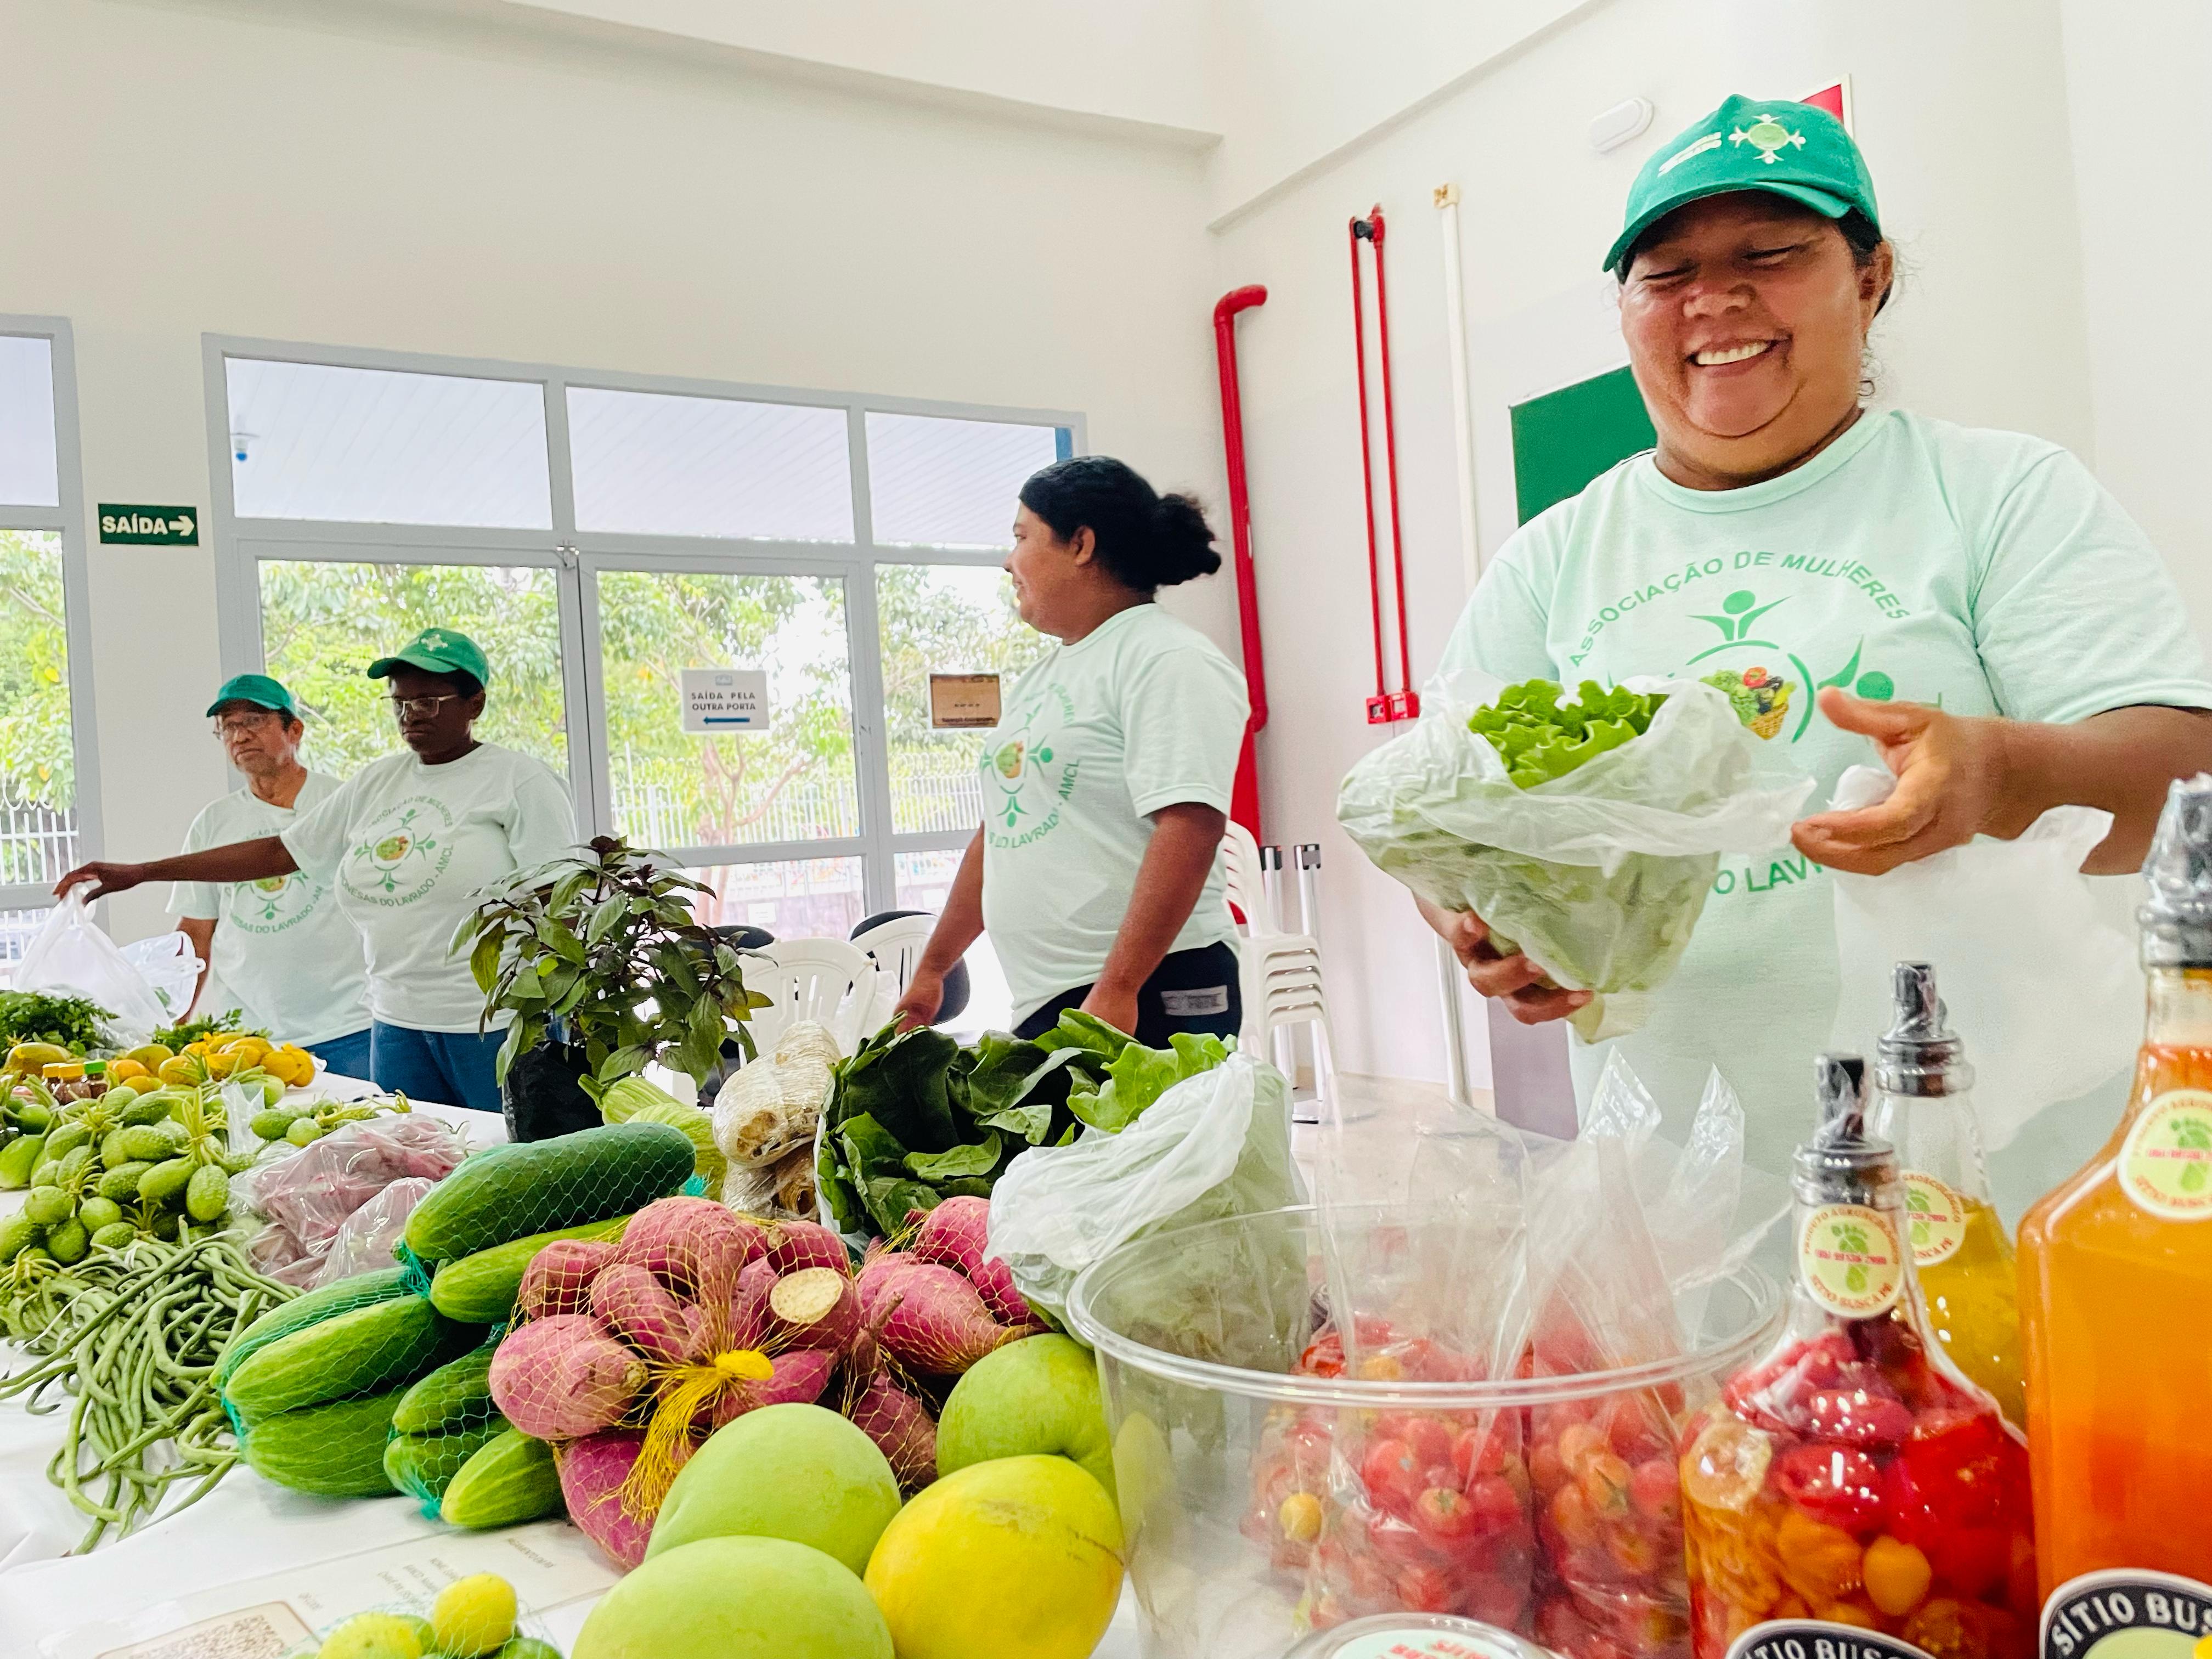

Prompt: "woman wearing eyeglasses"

[55,628,574,1111]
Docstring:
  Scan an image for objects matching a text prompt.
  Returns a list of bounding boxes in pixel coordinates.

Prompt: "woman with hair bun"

[893,455,1250,1048]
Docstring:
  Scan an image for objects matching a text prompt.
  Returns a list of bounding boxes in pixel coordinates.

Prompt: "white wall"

[2,0,1224,943]
[1215,0,2103,1084]
[2059,0,2212,636]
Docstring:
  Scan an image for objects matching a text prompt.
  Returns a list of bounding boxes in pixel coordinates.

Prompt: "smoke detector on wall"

[230,432,255,463]
[1589,98,1654,153]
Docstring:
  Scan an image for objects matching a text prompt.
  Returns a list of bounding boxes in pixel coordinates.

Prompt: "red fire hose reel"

[1350,207,1418,725]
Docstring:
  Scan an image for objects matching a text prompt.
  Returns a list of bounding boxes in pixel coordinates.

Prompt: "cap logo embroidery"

[1657,131,1724,176]
[1729,113,1805,165]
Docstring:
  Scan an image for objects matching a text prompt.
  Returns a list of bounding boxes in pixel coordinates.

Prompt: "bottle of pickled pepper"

[2019,774,2212,1624]
[1868,963,2024,1428]
[1678,1053,2034,1659]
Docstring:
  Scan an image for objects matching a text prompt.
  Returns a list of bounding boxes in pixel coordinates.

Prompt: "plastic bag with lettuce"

[816,1010,1233,1240]
[1335,673,1809,1040]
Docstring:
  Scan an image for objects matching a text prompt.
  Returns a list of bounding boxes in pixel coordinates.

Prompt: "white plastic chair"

[851,913,935,1035]
[744,937,885,1056]
[1218,827,1336,1124]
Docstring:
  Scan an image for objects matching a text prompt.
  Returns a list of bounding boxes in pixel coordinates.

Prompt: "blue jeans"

[369,1023,505,1113]
[304,1028,374,1080]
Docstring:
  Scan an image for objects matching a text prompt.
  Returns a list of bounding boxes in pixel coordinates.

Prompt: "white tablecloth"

[0,1078,1147,1657]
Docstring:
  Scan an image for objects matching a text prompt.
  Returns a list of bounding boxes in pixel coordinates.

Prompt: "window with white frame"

[0,322,95,985]
[213,342,1076,1030]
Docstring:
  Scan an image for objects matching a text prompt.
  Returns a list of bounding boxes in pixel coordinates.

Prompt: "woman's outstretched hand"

[1790,689,2007,875]
[52,862,148,902]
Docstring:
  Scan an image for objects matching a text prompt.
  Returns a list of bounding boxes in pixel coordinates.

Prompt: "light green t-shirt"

[979,602,1248,1021]
[165,772,370,1047]
[1441,408,2212,1183]
[281,743,575,1034]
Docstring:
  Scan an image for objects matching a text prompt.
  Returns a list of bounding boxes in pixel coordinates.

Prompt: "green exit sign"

[98,504,199,545]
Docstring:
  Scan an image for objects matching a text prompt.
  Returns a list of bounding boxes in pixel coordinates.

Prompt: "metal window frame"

[204,333,1082,918]
[0,317,99,913]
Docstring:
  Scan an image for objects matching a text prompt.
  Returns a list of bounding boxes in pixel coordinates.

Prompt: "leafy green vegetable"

[819,1012,1233,1237]
[0,991,112,1054]
[1468,679,1667,788]
[146,1009,263,1051]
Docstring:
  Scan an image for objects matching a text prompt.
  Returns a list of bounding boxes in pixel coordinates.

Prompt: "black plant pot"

[501,1040,600,1143]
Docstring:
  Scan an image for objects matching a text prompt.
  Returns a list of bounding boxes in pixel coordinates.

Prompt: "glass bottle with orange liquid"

[1870,963,2024,1428]
[2019,776,2212,1618]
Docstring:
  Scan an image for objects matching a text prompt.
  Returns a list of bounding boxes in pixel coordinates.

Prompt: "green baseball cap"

[204,673,298,720]
[1605,94,1880,274]
[367,627,492,686]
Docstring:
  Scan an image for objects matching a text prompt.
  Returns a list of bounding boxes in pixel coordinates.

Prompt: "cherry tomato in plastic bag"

[1414,1486,1480,1544]
[1361,1437,1427,1519]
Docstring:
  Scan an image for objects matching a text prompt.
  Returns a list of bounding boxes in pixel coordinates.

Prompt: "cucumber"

[185,1165,230,1222]
[47,1217,88,1264]
[0,1133,47,1189]
[391,1342,499,1436]
[403,1122,694,1265]
[382,1416,509,1503]
[57,1144,94,1186]
[42,1121,91,1162]
[242,1388,407,1497]
[438,1427,563,1530]
[0,1214,41,1265]
[89,1222,137,1252]
[214,1265,413,1388]
[12,1102,52,1134]
[248,1108,297,1141]
[223,1294,465,1426]
[97,1161,154,1204]
[76,1195,123,1234]
[427,1213,630,1324]
[23,1186,72,1226]
[118,1122,185,1162]
[138,1158,195,1206]
[119,1096,173,1127]
[100,1127,134,1168]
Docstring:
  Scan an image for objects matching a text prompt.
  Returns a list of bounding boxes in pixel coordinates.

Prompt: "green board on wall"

[1508,365,1656,525]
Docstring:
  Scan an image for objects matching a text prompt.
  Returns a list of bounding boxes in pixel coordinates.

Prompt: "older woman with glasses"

[57,629,574,1111]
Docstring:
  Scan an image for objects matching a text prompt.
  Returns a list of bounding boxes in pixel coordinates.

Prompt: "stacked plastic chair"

[1220,822,1338,1126]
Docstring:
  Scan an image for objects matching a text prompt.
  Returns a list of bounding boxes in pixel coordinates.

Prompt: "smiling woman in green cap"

[167,673,371,1075]
[1423,93,2212,1200]
[58,629,573,1111]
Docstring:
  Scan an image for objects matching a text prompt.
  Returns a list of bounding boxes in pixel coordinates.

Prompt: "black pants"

[1014,941,1243,1050]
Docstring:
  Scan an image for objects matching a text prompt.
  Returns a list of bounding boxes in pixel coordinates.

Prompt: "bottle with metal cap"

[1678,1054,2032,1659]
[2019,774,2212,1600]
[1866,962,2024,1426]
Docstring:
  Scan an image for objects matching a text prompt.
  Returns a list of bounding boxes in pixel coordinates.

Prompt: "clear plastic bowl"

[1065,1204,1781,1659]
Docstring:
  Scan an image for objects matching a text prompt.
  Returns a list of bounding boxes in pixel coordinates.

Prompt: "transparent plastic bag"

[15,893,172,1042]
[1337,675,1809,1039]
[988,1051,1307,1331]
[119,930,203,1020]
[236,1115,469,1279]
[313,1175,436,1287]
[1824,764,2139,1149]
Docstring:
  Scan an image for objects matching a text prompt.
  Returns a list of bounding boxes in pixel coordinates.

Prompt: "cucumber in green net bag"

[1336,674,1810,1040]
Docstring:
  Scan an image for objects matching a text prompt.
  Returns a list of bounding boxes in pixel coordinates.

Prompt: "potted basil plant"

[456,836,770,1141]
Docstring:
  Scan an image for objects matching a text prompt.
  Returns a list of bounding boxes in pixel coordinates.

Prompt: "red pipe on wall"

[1213,283,1269,841]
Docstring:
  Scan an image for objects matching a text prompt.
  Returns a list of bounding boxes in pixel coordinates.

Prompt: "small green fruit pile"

[0,1079,246,1264]
[313,1573,559,1659]
[251,1096,411,1149]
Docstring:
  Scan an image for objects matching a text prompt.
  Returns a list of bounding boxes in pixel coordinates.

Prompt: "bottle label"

[1796,1203,1904,1317]
[1728,1620,1936,1659]
[2119,1090,2212,1222]
[1901,1172,1968,1266]
[2041,1567,2212,1659]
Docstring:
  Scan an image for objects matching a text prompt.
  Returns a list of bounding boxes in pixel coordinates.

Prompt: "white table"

[0,1079,1148,1657]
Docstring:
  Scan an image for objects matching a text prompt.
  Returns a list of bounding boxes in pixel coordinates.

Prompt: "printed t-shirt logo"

[1683,587,1898,743]
[228,869,327,935]
[982,683,1080,851]
[342,798,455,906]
